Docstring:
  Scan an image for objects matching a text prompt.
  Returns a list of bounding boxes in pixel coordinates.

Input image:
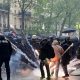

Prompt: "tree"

[32,0,80,36]
[7,0,11,30]
[52,0,80,36]
[18,0,32,34]
[0,0,11,30]
[31,0,56,35]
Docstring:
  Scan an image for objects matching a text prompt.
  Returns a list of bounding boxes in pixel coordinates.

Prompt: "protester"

[0,35,13,80]
[50,40,64,79]
[10,51,21,75]
[61,37,72,78]
[39,39,55,80]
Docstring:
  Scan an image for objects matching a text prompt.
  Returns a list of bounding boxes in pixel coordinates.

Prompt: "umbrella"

[62,28,76,33]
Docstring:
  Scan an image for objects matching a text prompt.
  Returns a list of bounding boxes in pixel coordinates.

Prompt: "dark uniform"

[61,37,72,78]
[39,39,55,80]
[0,35,13,80]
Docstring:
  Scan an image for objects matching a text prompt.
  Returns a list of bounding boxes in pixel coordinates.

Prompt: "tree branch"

[59,12,68,36]
[18,0,22,9]
[24,0,32,10]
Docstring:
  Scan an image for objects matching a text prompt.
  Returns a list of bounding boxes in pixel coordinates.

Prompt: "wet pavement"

[2,73,80,80]
[1,58,80,80]
[2,68,80,80]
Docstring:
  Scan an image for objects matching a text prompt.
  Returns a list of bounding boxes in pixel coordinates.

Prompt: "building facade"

[0,0,21,32]
[0,0,32,33]
[10,0,21,29]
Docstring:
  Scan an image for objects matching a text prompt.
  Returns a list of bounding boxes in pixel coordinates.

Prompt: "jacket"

[39,41,55,60]
[0,36,13,60]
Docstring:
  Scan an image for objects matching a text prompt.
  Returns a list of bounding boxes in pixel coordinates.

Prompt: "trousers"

[0,59,10,80]
[40,60,50,78]
[61,63,69,76]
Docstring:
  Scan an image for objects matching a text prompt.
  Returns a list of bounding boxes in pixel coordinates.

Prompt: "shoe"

[62,74,69,78]
[50,71,54,76]
[40,76,45,80]
[46,77,51,80]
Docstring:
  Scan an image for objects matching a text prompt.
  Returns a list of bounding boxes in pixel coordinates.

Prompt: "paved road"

[1,68,80,80]
[2,58,80,80]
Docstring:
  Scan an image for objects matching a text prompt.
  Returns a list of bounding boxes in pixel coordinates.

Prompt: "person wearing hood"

[39,39,55,80]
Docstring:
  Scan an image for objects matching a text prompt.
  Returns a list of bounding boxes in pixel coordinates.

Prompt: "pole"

[7,0,10,30]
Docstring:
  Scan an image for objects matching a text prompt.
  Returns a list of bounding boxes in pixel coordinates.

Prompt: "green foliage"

[31,0,55,35]
[32,0,80,35]
[1,0,80,35]
[17,0,80,35]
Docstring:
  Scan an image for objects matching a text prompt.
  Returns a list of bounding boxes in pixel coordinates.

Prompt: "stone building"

[0,0,21,32]
[0,0,32,33]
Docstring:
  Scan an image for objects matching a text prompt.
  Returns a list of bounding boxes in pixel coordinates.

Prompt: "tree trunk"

[68,12,71,27]
[79,29,80,40]
[59,12,69,36]
[7,10,10,30]
[21,0,25,35]
[7,0,10,30]
[21,9,25,34]
[59,16,67,37]
[55,20,58,36]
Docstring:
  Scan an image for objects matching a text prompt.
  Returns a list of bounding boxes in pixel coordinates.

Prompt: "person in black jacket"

[0,35,13,80]
[39,39,55,80]
[61,37,72,78]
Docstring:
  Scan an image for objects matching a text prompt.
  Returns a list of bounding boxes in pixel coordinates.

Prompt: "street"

[1,70,80,80]
[1,58,80,80]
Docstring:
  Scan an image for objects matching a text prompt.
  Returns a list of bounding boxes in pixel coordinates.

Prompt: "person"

[0,35,13,80]
[76,45,80,59]
[39,39,55,80]
[61,37,72,78]
[10,50,21,75]
[50,40,64,79]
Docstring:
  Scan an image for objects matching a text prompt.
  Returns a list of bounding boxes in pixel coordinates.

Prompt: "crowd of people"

[0,32,80,80]
[0,34,13,80]
[38,37,75,80]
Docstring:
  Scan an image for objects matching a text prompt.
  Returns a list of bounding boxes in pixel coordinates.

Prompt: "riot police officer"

[0,35,13,80]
